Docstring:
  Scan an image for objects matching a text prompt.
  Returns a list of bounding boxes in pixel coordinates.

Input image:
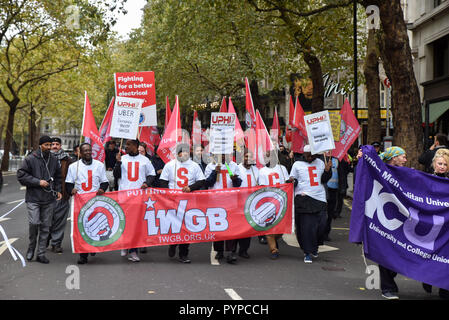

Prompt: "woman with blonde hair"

[422,150,449,299]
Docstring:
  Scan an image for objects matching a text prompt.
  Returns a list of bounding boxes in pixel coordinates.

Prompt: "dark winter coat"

[17,149,62,205]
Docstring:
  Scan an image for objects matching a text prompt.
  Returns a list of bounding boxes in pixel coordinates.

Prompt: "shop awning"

[422,99,449,123]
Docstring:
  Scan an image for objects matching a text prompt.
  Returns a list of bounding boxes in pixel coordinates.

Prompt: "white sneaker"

[128,251,140,262]
[121,249,128,257]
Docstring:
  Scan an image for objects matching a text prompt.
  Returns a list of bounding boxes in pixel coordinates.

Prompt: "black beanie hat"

[51,137,62,144]
[39,135,52,145]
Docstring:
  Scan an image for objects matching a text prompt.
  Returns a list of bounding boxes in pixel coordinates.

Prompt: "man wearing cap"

[17,136,62,264]
[48,137,72,253]
[371,142,382,154]
[159,143,206,263]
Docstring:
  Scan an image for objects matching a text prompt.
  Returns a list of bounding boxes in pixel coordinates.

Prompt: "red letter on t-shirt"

[81,170,92,192]
[177,167,189,188]
[308,166,318,186]
[268,172,280,186]
[127,162,140,182]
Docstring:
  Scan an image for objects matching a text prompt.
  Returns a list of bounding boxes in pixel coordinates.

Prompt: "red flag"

[331,99,361,161]
[270,108,280,144]
[192,110,202,146]
[245,78,257,130]
[228,97,245,143]
[99,97,114,144]
[292,96,307,137]
[255,110,275,168]
[219,97,227,113]
[158,95,182,163]
[139,126,161,154]
[201,128,210,147]
[288,95,295,126]
[165,96,171,128]
[82,92,105,162]
[291,129,305,153]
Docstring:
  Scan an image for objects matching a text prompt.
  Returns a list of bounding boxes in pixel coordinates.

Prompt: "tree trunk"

[361,0,423,169]
[29,106,39,152]
[1,102,18,171]
[363,28,382,144]
[303,49,325,113]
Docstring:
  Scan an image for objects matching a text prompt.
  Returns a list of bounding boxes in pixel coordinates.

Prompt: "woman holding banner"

[356,146,406,299]
[422,150,449,299]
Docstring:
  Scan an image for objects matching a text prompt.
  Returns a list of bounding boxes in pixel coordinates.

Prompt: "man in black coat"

[17,136,62,264]
[419,133,448,173]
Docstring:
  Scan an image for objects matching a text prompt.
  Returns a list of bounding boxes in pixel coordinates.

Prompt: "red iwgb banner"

[71,184,294,253]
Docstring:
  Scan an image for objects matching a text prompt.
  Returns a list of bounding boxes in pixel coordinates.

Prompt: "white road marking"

[0,238,18,256]
[20,186,26,190]
[224,288,243,300]
[0,217,11,223]
[210,244,220,265]
[344,198,352,210]
[282,233,339,252]
[7,199,24,204]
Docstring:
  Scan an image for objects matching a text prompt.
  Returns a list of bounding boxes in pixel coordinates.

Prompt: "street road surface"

[0,172,441,301]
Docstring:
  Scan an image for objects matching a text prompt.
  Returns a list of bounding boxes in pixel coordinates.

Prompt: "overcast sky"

[111,0,147,38]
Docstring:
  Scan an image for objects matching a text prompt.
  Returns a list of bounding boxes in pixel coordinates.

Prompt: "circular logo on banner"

[139,112,145,125]
[78,196,125,247]
[244,187,288,231]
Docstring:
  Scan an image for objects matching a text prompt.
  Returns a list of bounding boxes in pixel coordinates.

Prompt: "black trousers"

[169,244,190,257]
[233,238,251,253]
[214,240,237,252]
[379,264,398,293]
[325,188,338,237]
[295,210,327,255]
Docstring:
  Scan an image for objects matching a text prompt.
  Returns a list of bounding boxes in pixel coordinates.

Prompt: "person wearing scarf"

[48,137,72,254]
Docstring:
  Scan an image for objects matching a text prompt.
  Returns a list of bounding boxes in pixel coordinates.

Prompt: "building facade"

[407,0,449,143]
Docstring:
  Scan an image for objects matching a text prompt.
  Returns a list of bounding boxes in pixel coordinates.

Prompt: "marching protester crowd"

[15,131,449,300]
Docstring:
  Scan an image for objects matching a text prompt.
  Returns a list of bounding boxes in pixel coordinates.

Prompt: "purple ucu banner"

[349,145,449,290]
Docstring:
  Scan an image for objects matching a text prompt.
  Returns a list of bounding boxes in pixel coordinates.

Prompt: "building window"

[434,0,447,8]
[433,34,449,79]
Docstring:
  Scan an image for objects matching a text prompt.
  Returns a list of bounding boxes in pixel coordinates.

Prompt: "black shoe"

[52,245,63,253]
[178,256,191,263]
[422,283,432,294]
[439,288,449,300]
[381,292,399,300]
[26,248,34,261]
[258,236,267,245]
[215,251,224,260]
[168,245,176,258]
[226,253,237,264]
[238,251,250,259]
[140,247,147,254]
[90,253,96,256]
[77,256,88,264]
[36,256,49,264]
